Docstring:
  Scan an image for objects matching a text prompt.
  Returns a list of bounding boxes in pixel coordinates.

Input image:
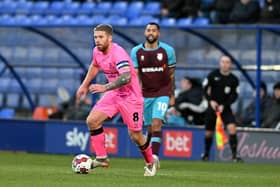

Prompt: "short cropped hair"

[94,24,113,35]
[146,22,160,30]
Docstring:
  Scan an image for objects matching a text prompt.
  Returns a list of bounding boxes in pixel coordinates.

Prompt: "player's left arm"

[169,67,175,107]
[166,45,176,107]
[105,72,131,91]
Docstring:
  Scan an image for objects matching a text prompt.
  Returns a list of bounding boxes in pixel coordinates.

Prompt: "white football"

[72,154,93,174]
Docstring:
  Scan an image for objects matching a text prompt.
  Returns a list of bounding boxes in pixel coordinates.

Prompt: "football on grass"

[72,154,93,174]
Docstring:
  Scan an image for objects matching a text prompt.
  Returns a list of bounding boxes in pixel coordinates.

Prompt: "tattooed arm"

[89,72,131,93]
[105,72,131,91]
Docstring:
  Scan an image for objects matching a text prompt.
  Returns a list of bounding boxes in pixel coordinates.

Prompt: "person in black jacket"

[230,0,260,23]
[260,0,280,23]
[160,0,201,19]
[201,55,243,162]
[174,77,207,125]
[262,82,280,128]
[239,81,272,127]
[211,0,237,23]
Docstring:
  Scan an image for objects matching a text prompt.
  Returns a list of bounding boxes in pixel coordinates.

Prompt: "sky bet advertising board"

[0,119,279,163]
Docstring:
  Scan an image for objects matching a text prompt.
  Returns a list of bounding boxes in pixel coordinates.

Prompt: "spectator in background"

[160,0,201,19]
[174,76,207,125]
[210,0,237,24]
[229,0,260,23]
[239,81,272,127]
[259,0,280,23]
[262,82,280,129]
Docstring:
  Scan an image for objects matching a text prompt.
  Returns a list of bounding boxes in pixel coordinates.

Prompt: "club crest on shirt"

[157,53,163,61]
[141,55,144,61]
[224,86,231,94]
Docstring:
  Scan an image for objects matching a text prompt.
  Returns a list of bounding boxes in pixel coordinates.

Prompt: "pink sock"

[91,132,107,158]
[140,145,154,164]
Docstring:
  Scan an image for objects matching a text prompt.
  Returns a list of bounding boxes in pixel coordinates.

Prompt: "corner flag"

[215,112,228,150]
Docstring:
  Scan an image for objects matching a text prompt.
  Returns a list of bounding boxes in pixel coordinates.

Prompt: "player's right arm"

[76,63,99,103]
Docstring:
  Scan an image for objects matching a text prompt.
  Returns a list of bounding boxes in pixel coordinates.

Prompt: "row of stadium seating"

[1,1,159,17]
[0,1,212,26]
[0,14,210,26]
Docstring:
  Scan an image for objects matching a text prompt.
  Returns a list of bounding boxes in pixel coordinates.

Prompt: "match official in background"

[201,55,243,162]
[131,22,176,169]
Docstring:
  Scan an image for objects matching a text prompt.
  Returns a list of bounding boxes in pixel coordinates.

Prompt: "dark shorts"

[205,106,237,131]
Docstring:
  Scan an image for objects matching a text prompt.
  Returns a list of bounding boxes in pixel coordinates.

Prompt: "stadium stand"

[0,0,278,126]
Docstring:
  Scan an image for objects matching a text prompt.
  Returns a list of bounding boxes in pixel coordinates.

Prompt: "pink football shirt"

[92,43,142,98]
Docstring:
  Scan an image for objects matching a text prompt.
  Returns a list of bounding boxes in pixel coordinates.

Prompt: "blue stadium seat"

[45,1,65,16]
[14,15,32,26]
[193,17,210,25]
[6,93,21,108]
[25,68,42,79]
[46,15,63,25]
[126,1,144,20]
[0,93,3,107]
[0,2,17,14]
[105,15,128,26]
[0,108,15,119]
[110,1,128,16]
[0,14,15,25]
[76,15,95,25]
[141,1,160,16]
[61,2,80,15]
[15,1,33,15]
[9,79,26,93]
[12,46,29,62]
[26,79,42,93]
[29,15,48,25]
[30,1,49,15]
[262,51,277,65]
[0,78,11,93]
[90,15,107,25]
[38,94,56,107]
[129,15,159,26]
[22,94,36,109]
[42,68,58,79]
[41,79,59,94]
[177,18,192,27]
[58,69,74,79]
[94,2,112,15]
[60,15,78,25]
[160,18,176,27]
[79,2,96,15]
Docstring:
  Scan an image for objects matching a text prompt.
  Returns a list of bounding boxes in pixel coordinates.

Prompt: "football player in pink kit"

[76,24,156,176]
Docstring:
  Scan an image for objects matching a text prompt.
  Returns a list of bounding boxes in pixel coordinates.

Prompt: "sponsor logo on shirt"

[141,67,164,73]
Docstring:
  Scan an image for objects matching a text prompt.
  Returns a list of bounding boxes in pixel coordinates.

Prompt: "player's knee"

[86,116,100,129]
[152,119,162,130]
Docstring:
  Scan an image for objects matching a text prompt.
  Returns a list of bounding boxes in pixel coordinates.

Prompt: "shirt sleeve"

[91,49,99,67]
[114,47,131,74]
[164,44,176,68]
[130,47,139,68]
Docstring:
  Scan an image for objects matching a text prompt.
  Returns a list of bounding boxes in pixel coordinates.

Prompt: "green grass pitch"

[0,152,279,187]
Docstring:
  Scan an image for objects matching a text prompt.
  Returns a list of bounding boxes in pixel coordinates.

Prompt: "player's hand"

[217,105,224,113]
[76,85,88,105]
[89,84,106,94]
[210,100,219,111]
[169,95,175,107]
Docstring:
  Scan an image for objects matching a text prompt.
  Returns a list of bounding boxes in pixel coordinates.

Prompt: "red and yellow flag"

[215,112,228,150]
